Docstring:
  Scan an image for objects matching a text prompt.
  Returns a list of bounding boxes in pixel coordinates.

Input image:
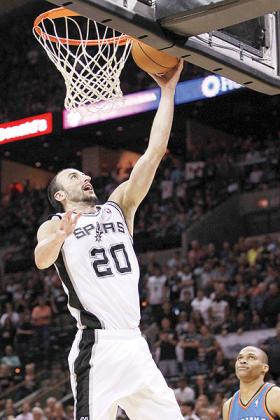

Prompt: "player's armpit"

[222,398,232,420]
[266,386,280,416]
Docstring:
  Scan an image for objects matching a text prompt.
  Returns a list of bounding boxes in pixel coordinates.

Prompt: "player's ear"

[54,190,67,202]
[262,364,269,374]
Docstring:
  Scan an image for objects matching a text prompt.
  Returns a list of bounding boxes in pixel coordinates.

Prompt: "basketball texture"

[131,41,179,75]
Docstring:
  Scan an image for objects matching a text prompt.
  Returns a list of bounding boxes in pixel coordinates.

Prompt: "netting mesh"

[33,13,132,110]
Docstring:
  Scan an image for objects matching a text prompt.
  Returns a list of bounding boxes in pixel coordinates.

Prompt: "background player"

[223,346,280,420]
[34,62,184,419]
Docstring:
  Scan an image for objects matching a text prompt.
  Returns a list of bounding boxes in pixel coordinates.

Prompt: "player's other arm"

[266,386,280,417]
[109,61,183,223]
[222,398,232,420]
[34,210,81,269]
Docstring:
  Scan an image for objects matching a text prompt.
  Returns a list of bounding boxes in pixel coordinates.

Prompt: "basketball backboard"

[46,0,280,95]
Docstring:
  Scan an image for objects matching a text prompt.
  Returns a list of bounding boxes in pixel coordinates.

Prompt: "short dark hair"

[47,172,64,212]
[181,401,194,409]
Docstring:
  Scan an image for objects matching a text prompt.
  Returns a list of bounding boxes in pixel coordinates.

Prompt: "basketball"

[131,41,179,75]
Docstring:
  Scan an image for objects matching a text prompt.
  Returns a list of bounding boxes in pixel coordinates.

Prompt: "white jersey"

[53,201,140,330]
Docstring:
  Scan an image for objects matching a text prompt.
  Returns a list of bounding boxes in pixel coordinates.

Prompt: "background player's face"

[56,169,97,206]
[235,347,268,381]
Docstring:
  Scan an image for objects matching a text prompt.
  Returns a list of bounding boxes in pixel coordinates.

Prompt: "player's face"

[57,169,97,205]
[235,348,268,381]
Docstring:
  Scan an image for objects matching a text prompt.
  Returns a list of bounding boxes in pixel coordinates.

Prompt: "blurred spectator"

[194,394,210,416]
[194,376,210,400]
[0,364,14,394]
[3,398,16,420]
[179,322,200,377]
[1,303,20,327]
[210,351,231,390]
[191,290,211,325]
[32,407,45,420]
[209,296,229,334]
[196,348,209,375]
[174,378,195,404]
[51,402,69,420]
[31,296,52,360]
[181,401,200,420]
[15,401,33,420]
[246,239,263,266]
[44,407,53,420]
[1,345,21,368]
[262,322,280,380]
[177,291,193,317]
[64,405,74,420]
[15,312,33,364]
[46,397,57,414]
[155,317,178,377]
[0,317,16,352]
[188,241,205,266]
[175,312,189,336]
[199,325,219,366]
[146,263,167,322]
[15,374,37,400]
[262,283,280,326]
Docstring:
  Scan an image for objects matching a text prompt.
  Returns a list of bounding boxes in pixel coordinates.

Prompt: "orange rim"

[33,7,131,46]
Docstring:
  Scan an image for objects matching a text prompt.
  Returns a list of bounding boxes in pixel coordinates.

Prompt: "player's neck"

[239,378,265,403]
[65,202,98,214]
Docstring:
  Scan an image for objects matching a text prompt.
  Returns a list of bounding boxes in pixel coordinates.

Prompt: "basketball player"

[35,61,184,420]
[222,346,280,420]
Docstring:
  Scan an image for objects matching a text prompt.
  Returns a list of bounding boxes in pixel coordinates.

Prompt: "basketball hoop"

[33,7,132,110]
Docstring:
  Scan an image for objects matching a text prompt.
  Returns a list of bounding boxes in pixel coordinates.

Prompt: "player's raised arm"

[34,210,81,269]
[109,60,183,215]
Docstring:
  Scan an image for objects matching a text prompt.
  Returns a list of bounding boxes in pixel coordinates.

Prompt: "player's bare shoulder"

[222,397,232,420]
[37,215,63,242]
[266,385,280,417]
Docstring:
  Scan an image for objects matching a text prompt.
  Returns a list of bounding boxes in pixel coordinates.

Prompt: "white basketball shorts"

[68,328,184,420]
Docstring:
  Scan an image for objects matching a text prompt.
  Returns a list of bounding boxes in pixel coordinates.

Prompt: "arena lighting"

[0,113,53,145]
[63,75,242,129]
[258,198,269,208]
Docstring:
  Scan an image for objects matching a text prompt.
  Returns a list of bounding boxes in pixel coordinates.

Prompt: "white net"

[33,10,132,111]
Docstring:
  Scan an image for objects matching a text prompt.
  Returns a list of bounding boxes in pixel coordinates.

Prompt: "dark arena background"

[1,1,280,419]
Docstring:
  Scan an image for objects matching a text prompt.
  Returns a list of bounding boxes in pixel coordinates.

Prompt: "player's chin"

[82,191,98,204]
[83,189,94,196]
[236,368,251,378]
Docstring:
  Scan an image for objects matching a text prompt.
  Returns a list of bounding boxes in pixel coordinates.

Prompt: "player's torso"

[229,383,276,420]
[54,201,140,329]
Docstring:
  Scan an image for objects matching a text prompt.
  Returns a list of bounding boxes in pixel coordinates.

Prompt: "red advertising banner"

[0,113,53,145]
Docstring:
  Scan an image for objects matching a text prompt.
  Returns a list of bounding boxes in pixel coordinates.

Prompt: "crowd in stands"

[89,130,280,251]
